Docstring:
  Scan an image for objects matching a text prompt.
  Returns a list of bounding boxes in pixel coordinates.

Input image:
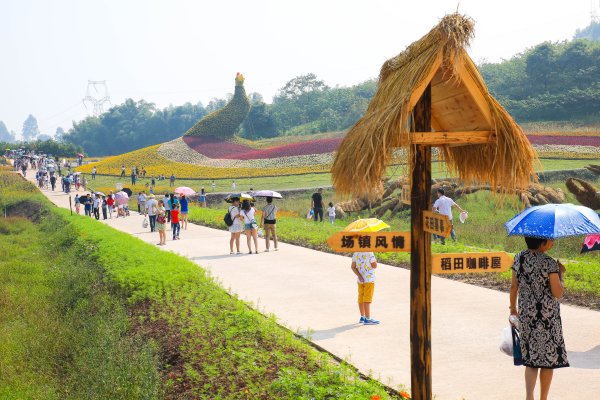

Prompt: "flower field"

[527,135,600,146]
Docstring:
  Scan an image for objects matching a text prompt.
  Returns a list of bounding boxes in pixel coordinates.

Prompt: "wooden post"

[410,84,432,400]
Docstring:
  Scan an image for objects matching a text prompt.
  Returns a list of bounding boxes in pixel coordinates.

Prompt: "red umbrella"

[77,153,84,157]
[581,234,600,254]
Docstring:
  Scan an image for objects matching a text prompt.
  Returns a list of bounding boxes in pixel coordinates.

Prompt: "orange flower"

[371,396,381,400]
[400,390,411,399]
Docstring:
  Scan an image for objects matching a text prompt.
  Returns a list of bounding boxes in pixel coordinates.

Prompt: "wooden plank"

[456,61,494,127]
[410,131,496,145]
[326,231,411,252]
[422,211,452,237]
[408,52,443,112]
[410,84,432,400]
[432,252,513,274]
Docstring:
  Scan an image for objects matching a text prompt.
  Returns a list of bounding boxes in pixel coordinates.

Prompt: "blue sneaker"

[359,316,367,323]
[364,318,380,325]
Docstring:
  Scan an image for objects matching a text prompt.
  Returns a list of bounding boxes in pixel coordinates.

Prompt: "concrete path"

[32,181,600,399]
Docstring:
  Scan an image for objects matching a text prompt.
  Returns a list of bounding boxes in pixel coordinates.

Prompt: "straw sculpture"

[332,13,537,199]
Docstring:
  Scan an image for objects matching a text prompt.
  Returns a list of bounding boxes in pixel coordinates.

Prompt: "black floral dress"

[513,250,569,369]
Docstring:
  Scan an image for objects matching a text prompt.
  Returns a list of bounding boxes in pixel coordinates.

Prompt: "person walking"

[50,174,56,191]
[82,175,87,191]
[311,188,325,222]
[240,200,259,254]
[83,193,92,217]
[106,193,115,218]
[168,194,179,226]
[260,196,278,252]
[145,194,158,232]
[92,166,97,180]
[155,200,167,246]
[327,202,336,224]
[163,193,171,223]
[120,165,126,177]
[432,188,467,244]
[351,252,380,325]
[231,180,236,191]
[227,198,242,254]
[74,194,81,214]
[101,196,108,220]
[211,180,216,192]
[137,191,146,215]
[171,204,181,240]
[131,171,137,186]
[510,237,568,400]
[169,173,176,187]
[179,194,189,230]
[93,194,101,220]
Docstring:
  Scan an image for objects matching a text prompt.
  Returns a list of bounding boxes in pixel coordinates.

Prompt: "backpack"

[224,206,234,227]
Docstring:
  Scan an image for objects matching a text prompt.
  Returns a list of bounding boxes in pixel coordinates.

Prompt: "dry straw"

[332,13,538,199]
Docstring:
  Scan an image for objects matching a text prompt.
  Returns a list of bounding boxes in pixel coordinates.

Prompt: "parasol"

[95,191,105,196]
[175,186,196,196]
[581,234,600,254]
[225,193,254,203]
[343,218,390,233]
[114,191,129,205]
[253,190,283,199]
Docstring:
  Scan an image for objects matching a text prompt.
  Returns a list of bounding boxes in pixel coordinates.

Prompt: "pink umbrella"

[175,186,196,196]
[114,191,129,205]
[581,234,600,254]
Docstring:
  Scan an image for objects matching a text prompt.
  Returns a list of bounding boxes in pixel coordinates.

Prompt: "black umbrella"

[121,188,133,197]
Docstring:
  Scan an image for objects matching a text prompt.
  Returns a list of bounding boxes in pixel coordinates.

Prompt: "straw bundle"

[332,13,537,199]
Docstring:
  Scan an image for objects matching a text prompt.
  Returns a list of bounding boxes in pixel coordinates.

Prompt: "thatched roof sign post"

[331,14,536,400]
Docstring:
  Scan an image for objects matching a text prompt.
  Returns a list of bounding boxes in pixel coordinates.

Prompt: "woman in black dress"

[510,236,568,400]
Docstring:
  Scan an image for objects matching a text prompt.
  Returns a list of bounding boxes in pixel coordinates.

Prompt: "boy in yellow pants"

[351,252,379,325]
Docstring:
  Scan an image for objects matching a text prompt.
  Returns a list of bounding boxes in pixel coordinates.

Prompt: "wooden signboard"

[431,252,513,274]
[401,185,411,205]
[327,231,411,252]
[422,211,451,238]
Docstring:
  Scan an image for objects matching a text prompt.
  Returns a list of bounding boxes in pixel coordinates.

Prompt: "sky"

[0,0,595,138]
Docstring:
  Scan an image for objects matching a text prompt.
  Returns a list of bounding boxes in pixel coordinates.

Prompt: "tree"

[574,21,600,41]
[525,42,557,93]
[242,101,277,139]
[22,114,40,141]
[0,121,15,143]
[275,73,328,100]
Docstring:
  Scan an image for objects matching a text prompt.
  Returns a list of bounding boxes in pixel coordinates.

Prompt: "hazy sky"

[1,0,594,137]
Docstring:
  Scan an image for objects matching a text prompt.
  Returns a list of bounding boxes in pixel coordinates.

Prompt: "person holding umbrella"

[227,197,243,254]
[240,199,259,254]
[504,203,600,400]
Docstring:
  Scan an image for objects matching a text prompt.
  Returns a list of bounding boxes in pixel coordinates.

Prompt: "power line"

[83,80,111,116]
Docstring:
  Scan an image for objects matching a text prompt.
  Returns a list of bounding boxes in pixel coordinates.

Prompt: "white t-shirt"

[163,196,171,210]
[352,252,377,283]
[327,206,336,216]
[433,195,456,220]
[229,206,242,228]
[138,194,146,203]
[240,208,256,224]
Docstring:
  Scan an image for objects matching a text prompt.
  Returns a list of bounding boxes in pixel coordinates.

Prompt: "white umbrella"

[253,190,283,199]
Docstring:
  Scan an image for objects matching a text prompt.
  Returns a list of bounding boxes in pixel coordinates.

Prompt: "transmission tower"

[82,80,111,116]
[592,0,600,22]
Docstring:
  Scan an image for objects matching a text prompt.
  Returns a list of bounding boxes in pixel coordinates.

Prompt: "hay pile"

[331,13,536,199]
[566,178,600,210]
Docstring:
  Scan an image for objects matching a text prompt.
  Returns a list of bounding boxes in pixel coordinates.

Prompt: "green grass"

[0,182,161,398]
[1,169,404,399]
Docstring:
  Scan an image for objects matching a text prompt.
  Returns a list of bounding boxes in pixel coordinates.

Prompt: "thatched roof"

[332,13,537,198]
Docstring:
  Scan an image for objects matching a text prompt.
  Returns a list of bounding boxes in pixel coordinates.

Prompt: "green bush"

[184,73,251,138]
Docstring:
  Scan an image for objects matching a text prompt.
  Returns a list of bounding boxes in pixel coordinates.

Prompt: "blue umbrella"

[505,204,600,239]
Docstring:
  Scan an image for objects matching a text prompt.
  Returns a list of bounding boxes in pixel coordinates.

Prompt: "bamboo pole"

[410,84,432,400]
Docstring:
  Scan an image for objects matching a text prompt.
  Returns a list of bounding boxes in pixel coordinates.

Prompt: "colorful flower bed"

[527,135,600,146]
[77,145,330,178]
[182,135,342,159]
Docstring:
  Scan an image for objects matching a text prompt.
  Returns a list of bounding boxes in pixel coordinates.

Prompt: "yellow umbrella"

[343,218,390,233]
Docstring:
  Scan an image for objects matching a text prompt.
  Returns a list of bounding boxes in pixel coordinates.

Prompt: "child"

[171,204,181,240]
[327,202,336,224]
[351,252,379,325]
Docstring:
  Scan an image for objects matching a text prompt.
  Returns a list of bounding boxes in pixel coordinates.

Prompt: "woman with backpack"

[227,198,242,254]
[240,199,259,254]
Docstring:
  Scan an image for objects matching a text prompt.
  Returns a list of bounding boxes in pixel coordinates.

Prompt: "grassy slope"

[0,169,403,399]
[0,174,160,399]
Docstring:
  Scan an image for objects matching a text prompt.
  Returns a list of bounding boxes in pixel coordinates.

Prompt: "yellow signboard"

[327,231,411,252]
[423,211,452,238]
[431,252,513,274]
[401,185,411,205]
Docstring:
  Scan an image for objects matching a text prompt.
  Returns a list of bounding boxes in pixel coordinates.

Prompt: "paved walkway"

[32,181,600,399]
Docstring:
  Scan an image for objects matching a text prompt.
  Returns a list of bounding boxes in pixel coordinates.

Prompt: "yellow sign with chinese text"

[327,232,411,252]
[423,211,452,237]
[431,252,513,274]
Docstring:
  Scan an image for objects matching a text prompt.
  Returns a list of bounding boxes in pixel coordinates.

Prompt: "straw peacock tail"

[184,73,251,138]
[331,13,538,199]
